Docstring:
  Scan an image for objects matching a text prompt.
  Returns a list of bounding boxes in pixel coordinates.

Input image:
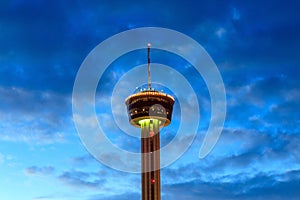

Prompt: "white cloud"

[232,7,241,21]
[215,27,226,38]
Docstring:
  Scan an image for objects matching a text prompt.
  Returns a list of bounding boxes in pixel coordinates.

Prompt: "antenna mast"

[147,43,151,89]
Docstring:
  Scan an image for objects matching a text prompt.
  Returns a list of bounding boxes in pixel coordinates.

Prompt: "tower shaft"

[141,119,161,200]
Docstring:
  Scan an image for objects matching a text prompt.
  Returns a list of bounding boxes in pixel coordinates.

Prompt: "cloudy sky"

[1,0,300,199]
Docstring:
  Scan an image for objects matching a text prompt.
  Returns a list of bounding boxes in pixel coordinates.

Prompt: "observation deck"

[125,89,175,128]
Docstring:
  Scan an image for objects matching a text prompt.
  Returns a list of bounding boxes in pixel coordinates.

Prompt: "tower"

[125,44,174,200]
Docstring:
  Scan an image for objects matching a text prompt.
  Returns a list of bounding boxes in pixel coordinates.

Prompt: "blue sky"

[1,0,300,199]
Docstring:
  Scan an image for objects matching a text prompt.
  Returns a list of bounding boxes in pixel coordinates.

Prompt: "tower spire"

[147,43,151,90]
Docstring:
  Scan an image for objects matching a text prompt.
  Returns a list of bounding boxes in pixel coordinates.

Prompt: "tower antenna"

[147,43,151,89]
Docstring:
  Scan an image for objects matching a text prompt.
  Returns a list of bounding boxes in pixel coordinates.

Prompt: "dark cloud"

[225,74,300,133]
[163,170,300,200]
[0,86,70,116]
[70,154,97,166]
[159,127,300,199]
[88,192,140,200]
[58,170,105,189]
[57,167,140,199]
[214,1,300,69]
[209,128,300,173]
[25,166,54,175]
[1,0,299,92]
[265,101,300,129]
[0,86,71,144]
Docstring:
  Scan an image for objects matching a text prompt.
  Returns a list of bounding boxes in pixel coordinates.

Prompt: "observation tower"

[125,44,175,200]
